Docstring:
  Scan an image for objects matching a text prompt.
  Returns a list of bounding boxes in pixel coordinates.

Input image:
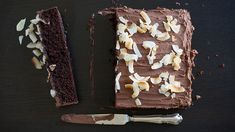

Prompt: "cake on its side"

[37,7,78,107]
[111,7,197,109]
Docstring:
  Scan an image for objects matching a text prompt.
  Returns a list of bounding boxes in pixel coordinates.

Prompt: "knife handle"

[129,113,183,125]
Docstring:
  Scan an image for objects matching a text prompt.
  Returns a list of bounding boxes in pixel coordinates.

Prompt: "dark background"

[0,0,235,131]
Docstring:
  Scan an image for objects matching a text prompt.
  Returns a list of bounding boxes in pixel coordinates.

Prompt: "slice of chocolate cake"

[100,7,197,109]
[36,7,78,107]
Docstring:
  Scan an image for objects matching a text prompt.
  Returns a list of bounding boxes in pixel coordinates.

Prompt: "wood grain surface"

[0,0,235,132]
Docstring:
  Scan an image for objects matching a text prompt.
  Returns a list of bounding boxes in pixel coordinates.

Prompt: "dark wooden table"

[0,0,235,131]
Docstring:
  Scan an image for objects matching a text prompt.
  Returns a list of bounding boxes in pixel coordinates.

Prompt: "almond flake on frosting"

[133,42,142,57]
[119,16,128,24]
[140,11,151,25]
[117,23,127,35]
[156,72,185,97]
[124,37,134,50]
[142,41,158,65]
[127,23,138,36]
[137,26,147,33]
[157,32,170,41]
[116,41,120,50]
[172,45,183,55]
[115,72,122,92]
[123,53,138,62]
[118,48,138,73]
[127,60,134,73]
[132,82,140,98]
[164,16,181,33]
[163,21,171,32]
[128,73,150,96]
[151,62,162,69]
[149,23,159,37]
[135,98,142,106]
[150,77,162,85]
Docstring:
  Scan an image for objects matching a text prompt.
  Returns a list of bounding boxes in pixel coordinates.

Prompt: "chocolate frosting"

[100,7,197,109]
[61,114,114,124]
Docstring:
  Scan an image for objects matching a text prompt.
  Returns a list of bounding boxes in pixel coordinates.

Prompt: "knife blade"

[61,113,183,125]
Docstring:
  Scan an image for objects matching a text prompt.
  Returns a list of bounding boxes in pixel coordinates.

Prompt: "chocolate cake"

[37,7,78,107]
[100,7,197,109]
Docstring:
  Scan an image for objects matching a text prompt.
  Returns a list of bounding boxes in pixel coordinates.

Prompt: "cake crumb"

[196,95,202,100]
[207,56,210,60]
[198,70,204,76]
[215,54,219,57]
[185,2,189,6]
[219,63,225,68]
[176,2,181,6]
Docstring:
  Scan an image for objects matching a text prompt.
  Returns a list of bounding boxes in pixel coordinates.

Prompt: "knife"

[61,113,183,125]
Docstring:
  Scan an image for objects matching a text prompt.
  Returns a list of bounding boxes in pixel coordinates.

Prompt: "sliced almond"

[132,82,140,98]
[29,32,38,43]
[35,42,43,52]
[123,53,138,62]
[171,18,178,25]
[149,23,159,37]
[164,92,171,97]
[142,41,156,49]
[171,93,176,98]
[163,21,171,32]
[18,35,24,45]
[116,41,120,50]
[124,38,134,50]
[137,26,147,33]
[32,49,42,57]
[115,72,122,92]
[32,57,42,69]
[125,84,133,89]
[171,24,180,33]
[140,11,151,25]
[151,62,162,69]
[135,98,142,106]
[172,55,181,70]
[150,77,162,85]
[169,75,175,84]
[133,42,142,58]
[119,16,128,24]
[138,81,150,91]
[157,32,170,41]
[118,48,127,59]
[26,42,37,48]
[49,64,56,71]
[50,89,56,98]
[127,23,137,36]
[16,18,26,31]
[133,73,150,82]
[172,45,183,55]
[127,60,134,73]
[166,15,173,22]
[119,32,129,43]
[159,72,169,81]
[161,53,174,66]
[117,23,127,35]
[169,85,185,93]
